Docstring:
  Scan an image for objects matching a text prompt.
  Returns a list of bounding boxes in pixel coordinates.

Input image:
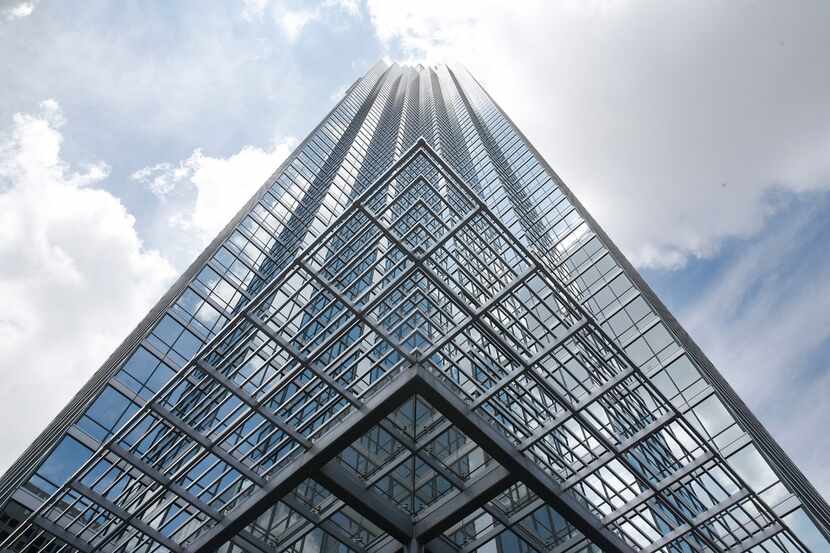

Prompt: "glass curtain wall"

[0,62,827,553]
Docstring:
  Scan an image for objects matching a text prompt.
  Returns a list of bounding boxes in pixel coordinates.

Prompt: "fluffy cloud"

[240,0,270,20]
[242,0,362,41]
[279,8,319,42]
[367,1,830,269]
[133,138,296,257]
[2,1,38,21]
[278,0,362,41]
[0,101,177,472]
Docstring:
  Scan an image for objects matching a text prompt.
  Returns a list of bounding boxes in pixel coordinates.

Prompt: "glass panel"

[77,385,139,442]
[29,436,92,495]
[116,345,174,400]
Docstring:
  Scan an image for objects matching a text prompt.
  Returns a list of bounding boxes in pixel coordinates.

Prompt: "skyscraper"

[0,61,827,552]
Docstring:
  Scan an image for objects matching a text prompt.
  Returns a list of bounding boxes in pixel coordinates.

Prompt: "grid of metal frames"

[0,139,815,553]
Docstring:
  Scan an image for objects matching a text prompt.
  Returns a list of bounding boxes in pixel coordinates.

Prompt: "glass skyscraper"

[0,62,827,553]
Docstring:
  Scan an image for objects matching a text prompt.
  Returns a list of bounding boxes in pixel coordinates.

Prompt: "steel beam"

[411,366,635,553]
[184,365,422,553]
[279,490,373,553]
[414,465,514,542]
[602,452,715,526]
[30,515,94,553]
[733,524,783,553]
[178,363,638,553]
[69,481,184,553]
[315,462,413,543]
[640,490,751,553]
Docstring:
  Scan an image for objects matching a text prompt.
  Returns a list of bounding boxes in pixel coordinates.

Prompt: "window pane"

[116,346,174,399]
[77,386,139,442]
[30,436,92,494]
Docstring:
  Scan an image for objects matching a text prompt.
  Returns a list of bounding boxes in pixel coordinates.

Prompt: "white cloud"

[684,212,827,402]
[366,1,830,269]
[279,8,319,43]
[133,138,297,255]
[240,0,270,20]
[244,0,362,42]
[367,0,481,63]
[131,162,187,197]
[0,101,177,472]
[329,0,360,17]
[2,0,38,21]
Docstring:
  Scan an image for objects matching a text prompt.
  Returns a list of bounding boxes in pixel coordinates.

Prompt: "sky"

[1,0,829,503]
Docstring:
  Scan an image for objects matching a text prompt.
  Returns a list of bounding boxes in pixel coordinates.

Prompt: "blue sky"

[1,0,830,502]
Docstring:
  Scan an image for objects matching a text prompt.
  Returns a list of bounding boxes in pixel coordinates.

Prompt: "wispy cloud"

[279,7,319,42]
[678,196,830,496]
[240,0,270,20]
[242,0,363,42]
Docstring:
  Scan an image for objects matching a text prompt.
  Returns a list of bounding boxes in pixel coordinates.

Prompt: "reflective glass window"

[116,346,174,400]
[29,436,92,496]
[77,385,139,442]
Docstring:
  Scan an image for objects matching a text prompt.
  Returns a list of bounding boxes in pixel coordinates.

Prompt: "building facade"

[0,62,828,553]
